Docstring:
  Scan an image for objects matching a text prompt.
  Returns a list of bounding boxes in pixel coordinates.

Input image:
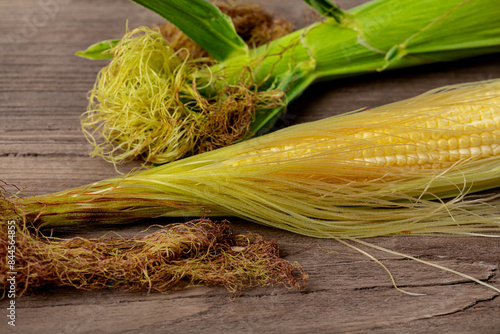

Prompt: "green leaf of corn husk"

[303,0,346,22]
[130,0,248,61]
[76,39,119,60]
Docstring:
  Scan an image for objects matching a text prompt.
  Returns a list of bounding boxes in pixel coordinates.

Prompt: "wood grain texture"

[1,0,499,333]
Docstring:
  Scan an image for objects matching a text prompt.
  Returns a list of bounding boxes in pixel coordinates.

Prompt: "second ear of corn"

[6,79,500,238]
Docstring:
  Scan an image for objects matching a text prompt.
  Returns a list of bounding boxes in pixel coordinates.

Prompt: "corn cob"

[3,79,500,239]
[0,218,306,294]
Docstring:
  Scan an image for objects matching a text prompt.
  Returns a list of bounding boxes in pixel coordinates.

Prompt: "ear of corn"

[79,0,500,164]
[6,79,500,239]
[0,218,306,294]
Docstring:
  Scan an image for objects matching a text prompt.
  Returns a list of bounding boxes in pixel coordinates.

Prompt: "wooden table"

[1,0,499,332]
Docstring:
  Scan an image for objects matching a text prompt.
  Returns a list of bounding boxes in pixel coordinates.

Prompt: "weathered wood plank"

[1,0,500,333]
[4,226,500,333]
[9,285,498,334]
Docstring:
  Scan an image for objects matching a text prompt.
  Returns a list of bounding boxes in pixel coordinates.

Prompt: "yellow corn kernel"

[458,136,468,149]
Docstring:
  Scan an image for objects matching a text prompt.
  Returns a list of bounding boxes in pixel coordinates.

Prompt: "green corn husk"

[4,79,500,239]
[80,0,500,164]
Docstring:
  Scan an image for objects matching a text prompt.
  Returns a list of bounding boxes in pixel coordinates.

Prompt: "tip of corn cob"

[157,1,294,61]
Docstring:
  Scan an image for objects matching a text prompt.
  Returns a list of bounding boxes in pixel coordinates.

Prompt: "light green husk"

[81,0,500,164]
